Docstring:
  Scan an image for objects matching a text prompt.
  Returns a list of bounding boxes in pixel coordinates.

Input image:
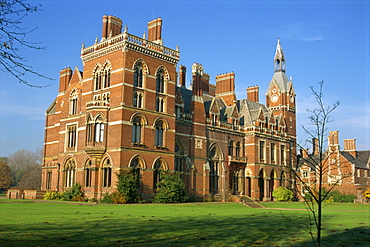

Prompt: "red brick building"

[42,15,297,201]
[297,131,369,202]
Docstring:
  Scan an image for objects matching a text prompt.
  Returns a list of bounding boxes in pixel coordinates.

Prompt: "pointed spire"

[274,39,286,72]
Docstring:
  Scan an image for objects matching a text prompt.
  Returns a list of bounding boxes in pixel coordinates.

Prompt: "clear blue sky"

[0,0,369,157]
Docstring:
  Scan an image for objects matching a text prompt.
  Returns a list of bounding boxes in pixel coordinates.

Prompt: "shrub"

[153,171,188,203]
[116,169,139,203]
[325,190,356,203]
[272,187,294,202]
[60,184,85,201]
[100,192,127,204]
[43,191,60,200]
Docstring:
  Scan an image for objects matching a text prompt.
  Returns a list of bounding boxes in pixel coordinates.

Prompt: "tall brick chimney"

[247,86,259,103]
[312,138,319,155]
[344,139,357,157]
[148,17,162,44]
[179,65,186,88]
[215,72,236,106]
[102,15,122,39]
[59,67,72,92]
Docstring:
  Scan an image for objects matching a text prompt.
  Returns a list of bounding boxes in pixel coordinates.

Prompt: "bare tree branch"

[0,0,53,87]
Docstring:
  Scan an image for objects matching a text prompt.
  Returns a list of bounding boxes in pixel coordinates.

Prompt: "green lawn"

[0,199,369,246]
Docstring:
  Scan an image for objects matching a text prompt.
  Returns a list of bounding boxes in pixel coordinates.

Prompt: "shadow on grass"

[0,204,368,246]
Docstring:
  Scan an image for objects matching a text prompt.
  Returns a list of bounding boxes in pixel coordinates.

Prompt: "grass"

[0,199,369,246]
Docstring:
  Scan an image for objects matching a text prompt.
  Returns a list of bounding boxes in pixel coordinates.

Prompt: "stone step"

[231,195,264,208]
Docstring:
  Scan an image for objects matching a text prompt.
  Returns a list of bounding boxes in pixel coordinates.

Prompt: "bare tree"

[291,81,344,247]
[7,149,40,188]
[0,0,52,87]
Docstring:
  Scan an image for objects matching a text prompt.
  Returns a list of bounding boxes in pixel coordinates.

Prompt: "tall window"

[153,160,165,189]
[280,145,285,165]
[271,143,276,163]
[131,115,142,144]
[209,146,220,194]
[94,116,105,143]
[85,160,92,187]
[102,159,112,187]
[67,125,77,148]
[156,68,165,93]
[259,141,265,162]
[175,143,185,174]
[46,171,52,190]
[69,90,78,115]
[133,92,143,108]
[86,116,93,144]
[130,157,142,189]
[155,120,164,147]
[64,159,76,187]
[156,97,164,112]
[94,66,111,90]
[175,105,182,118]
[228,141,234,156]
[134,63,143,88]
[235,142,241,157]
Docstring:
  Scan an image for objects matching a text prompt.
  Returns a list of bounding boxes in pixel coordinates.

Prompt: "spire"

[274,39,286,72]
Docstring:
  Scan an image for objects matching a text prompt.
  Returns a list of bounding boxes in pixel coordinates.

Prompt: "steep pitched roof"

[341,151,369,169]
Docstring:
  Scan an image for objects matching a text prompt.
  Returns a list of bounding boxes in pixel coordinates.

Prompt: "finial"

[143,31,146,39]
[176,45,179,51]
[124,25,128,33]
[95,36,98,44]
[81,42,85,49]
[109,29,113,38]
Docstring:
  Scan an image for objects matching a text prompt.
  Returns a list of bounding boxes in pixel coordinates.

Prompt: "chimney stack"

[59,67,72,92]
[148,17,162,44]
[344,139,357,157]
[102,15,122,39]
[179,65,186,87]
[312,138,319,155]
[215,72,236,106]
[300,149,309,159]
[247,86,259,103]
[328,131,339,146]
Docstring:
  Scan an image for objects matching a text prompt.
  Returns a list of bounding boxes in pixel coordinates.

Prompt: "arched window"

[156,97,164,112]
[130,157,143,189]
[133,92,143,108]
[86,115,93,144]
[64,159,76,187]
[175,143,185,174]
[134,63,143,88]
[102,158,112,188]
[156,68,165,93]
[209,146,220,194]
[94,65,111,90]
[69,90,78,115]
[228,141,234,156]
[235,142,241,157]
[155,120,165,147]
[95,116,105,143]
[153,159,165,189]
[131,115,142,144]
[85,160,92,187]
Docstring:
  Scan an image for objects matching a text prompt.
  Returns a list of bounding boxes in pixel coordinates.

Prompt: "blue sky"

[0,0,369,156]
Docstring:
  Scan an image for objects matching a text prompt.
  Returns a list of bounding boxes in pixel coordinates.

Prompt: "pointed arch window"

[209,147,220,194]
[156,97,165,112]
[235,142,241,157]
[95,116,105,143]
[156,68,165,93]
[155,120,165,147]
[228,141,234,156]
[86,116,93,144]
[131,115,142,144]
[133,92,143,108]
[102,159,112,188]
[67,125,77,149]
[175,143,185,174]
[134,63,143,88]
[94,65,111,91]
[130,157,143,189]
[69,90,78,115]
[153,160,165,189]
[64,159,76,187]
[84,160,92,187]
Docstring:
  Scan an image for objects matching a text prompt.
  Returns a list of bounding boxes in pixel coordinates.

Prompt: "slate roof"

[341,151,369,169]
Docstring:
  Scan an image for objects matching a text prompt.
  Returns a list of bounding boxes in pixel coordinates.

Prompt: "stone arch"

[258,168,265,201]
[132,58,149,74]
[130,112,147,126]
[129,155,147,170]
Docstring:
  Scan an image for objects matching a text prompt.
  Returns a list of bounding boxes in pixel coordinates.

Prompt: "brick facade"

[42,16,297,201]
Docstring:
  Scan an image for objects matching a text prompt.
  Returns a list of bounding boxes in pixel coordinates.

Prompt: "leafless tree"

[0,0,52,87]
[290,81,344,247]
[7,149,41,188]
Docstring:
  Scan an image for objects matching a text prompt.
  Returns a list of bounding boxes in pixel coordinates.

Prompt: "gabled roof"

[341,151,369,169]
